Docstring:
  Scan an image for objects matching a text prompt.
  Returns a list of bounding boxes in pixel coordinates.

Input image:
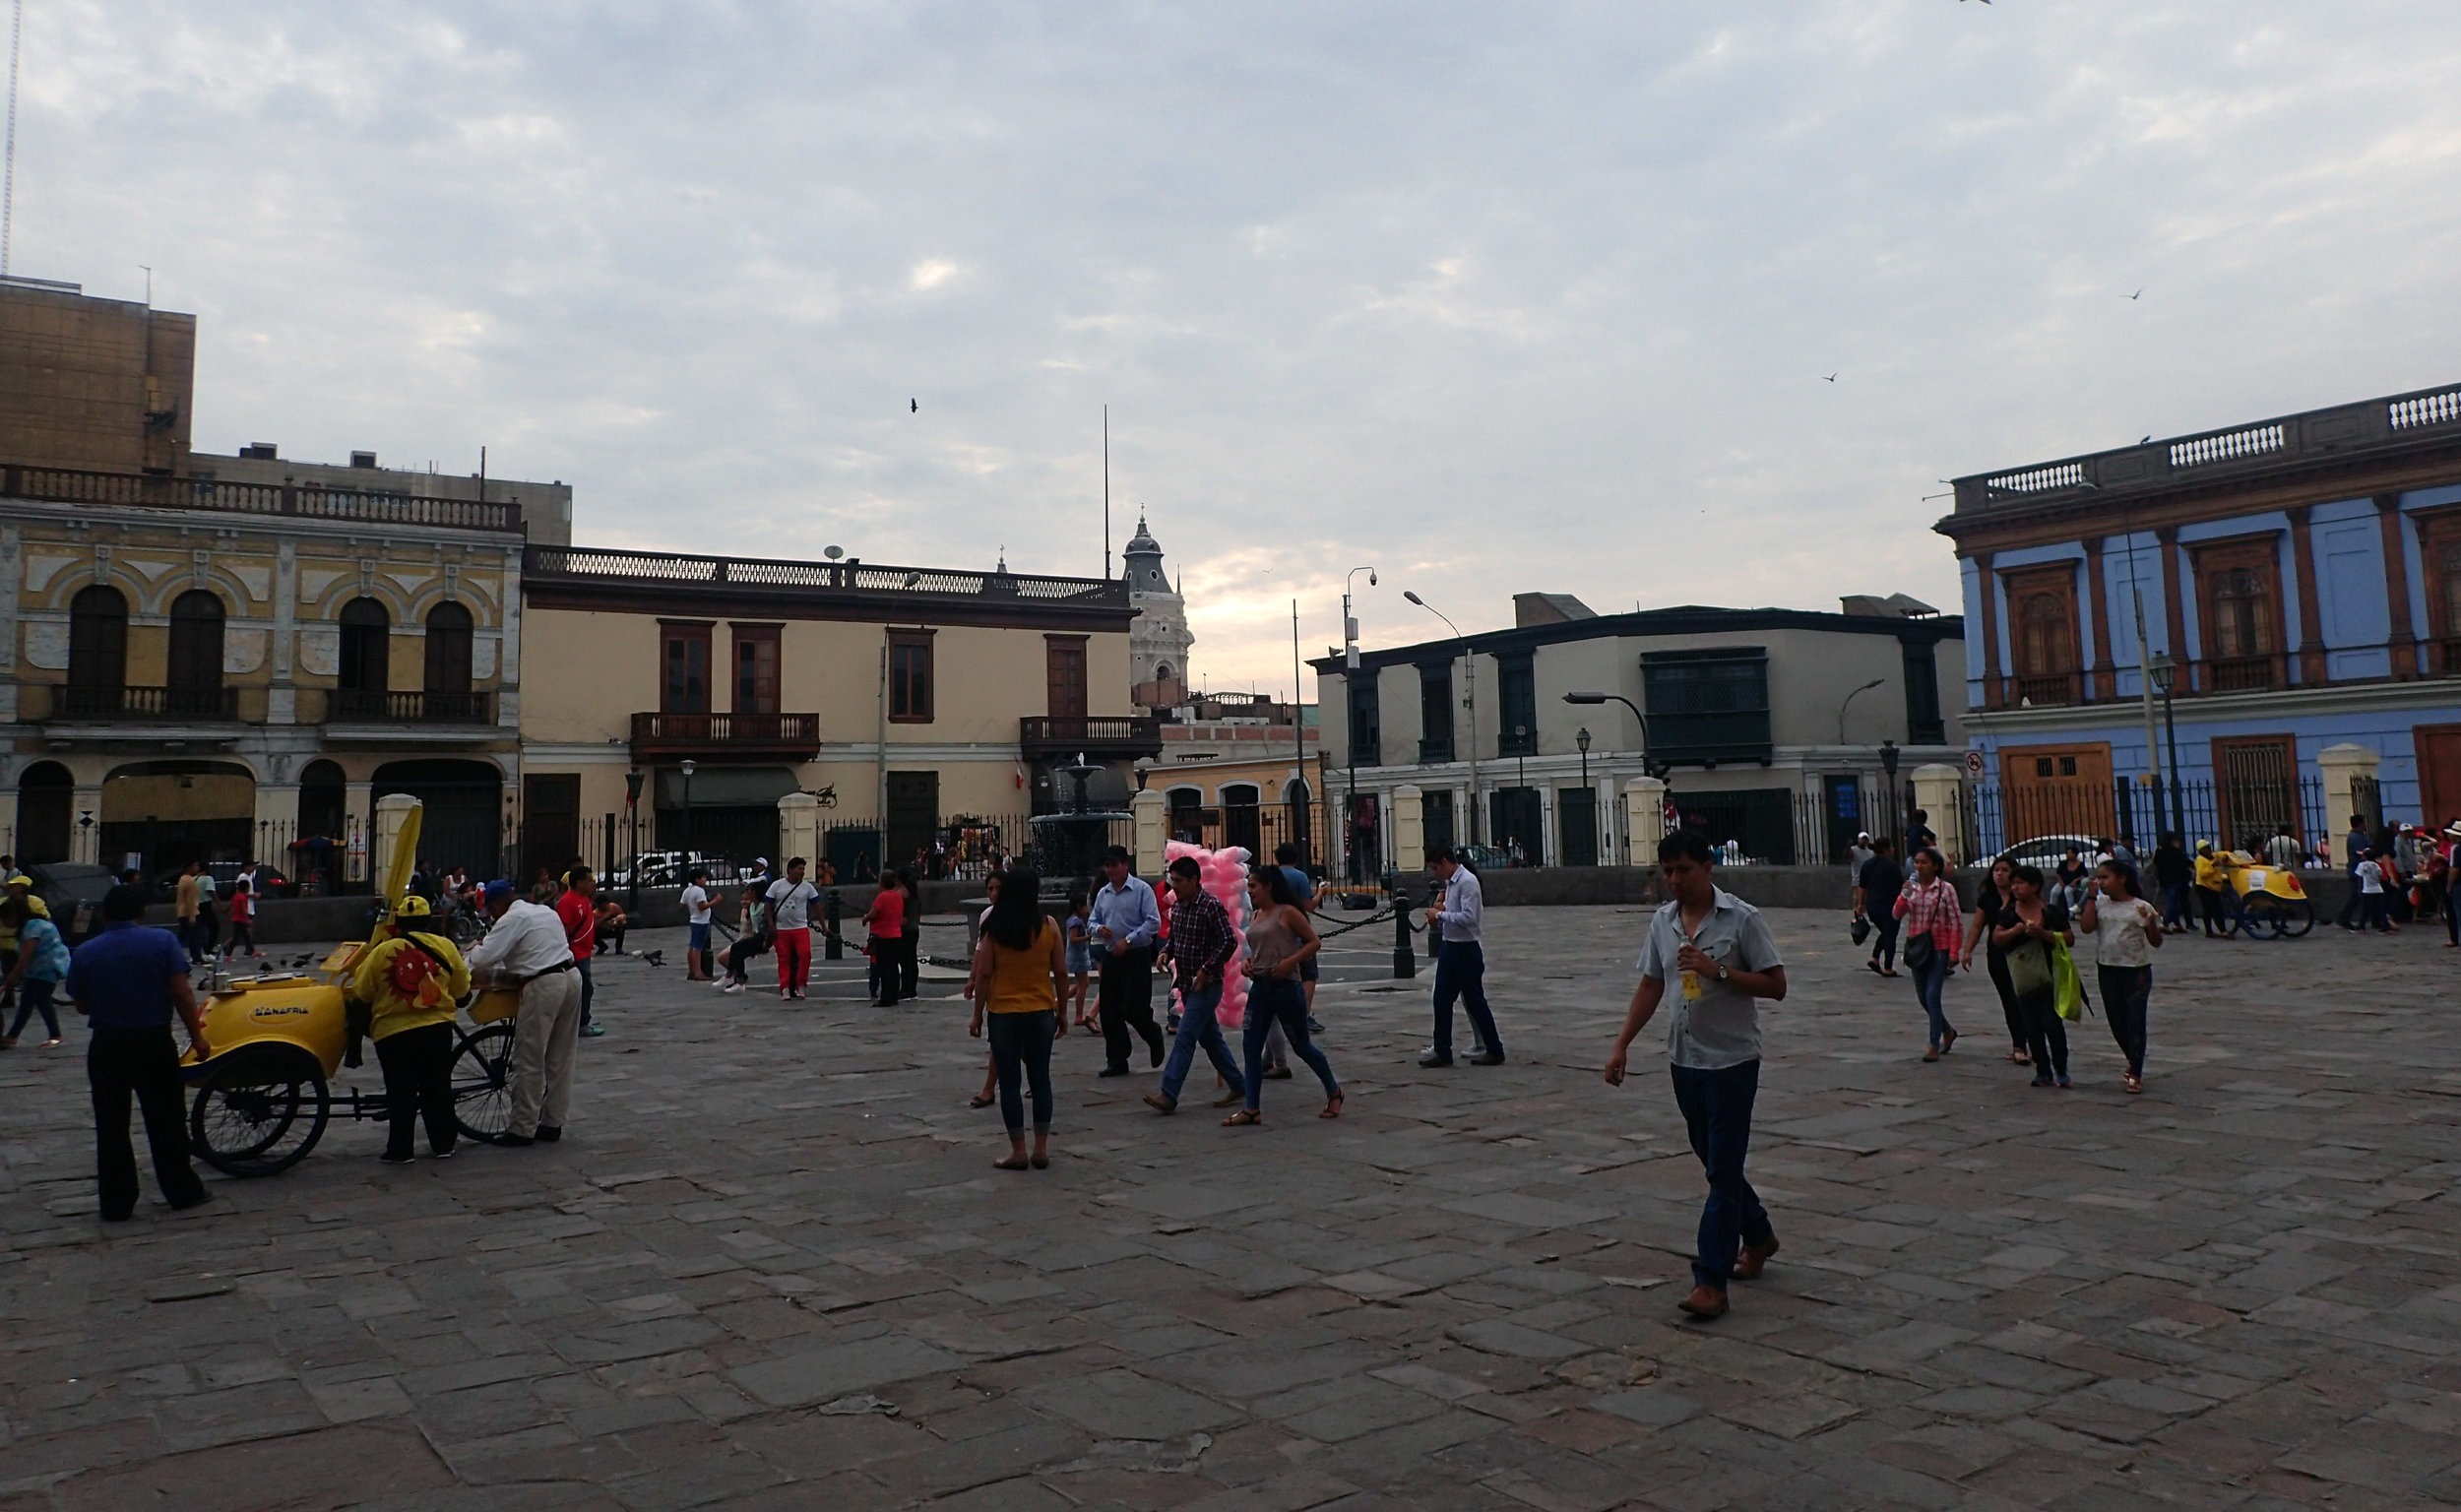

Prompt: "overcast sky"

[13,2,2461,697]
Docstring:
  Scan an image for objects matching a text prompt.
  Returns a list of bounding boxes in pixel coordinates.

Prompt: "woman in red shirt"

[865,870,907,1007]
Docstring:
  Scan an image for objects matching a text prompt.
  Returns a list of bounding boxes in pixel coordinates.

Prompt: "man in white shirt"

[467,879,585,1145]
[682,868,714,981]
[766,858,820,1001]
[1420,847,1503,1067]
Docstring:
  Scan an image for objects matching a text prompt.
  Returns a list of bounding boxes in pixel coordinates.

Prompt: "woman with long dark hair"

[1990,864,2073,1088]
[1225,864,1338,1125]
[2078,857,2162,1095]
[1891,848,1962,1061]
[1961,856,2029,1065]
[966,867,1067,1169]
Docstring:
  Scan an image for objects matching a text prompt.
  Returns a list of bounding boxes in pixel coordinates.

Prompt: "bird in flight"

[910,398,918,412]
[1821,372,1838,383]
[2123,289,2143,300]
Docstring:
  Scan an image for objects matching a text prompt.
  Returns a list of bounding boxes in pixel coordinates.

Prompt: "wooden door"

[1998,742,2114,844]
[1045,637,1088,724]
[661,622,712,715]
[732,626,780,715]
[885,771,939,877]
[2419,726,2461,832]
[522,774,581,886]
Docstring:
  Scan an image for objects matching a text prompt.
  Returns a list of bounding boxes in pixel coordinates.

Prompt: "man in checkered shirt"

[1145,856,1245,1114]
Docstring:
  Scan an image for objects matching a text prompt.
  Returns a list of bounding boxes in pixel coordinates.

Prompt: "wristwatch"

[1715,964,1731,982]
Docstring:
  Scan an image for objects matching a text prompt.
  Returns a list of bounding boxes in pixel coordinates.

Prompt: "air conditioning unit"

[350,451,378,469]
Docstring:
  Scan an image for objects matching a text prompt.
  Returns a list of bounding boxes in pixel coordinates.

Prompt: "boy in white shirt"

[681,868,714,979]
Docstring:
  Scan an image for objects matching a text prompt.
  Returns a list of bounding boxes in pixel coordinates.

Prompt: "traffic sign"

[1963,749,1986,778]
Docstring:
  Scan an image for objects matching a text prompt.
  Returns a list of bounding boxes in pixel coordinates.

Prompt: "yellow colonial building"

[516,544,1155,882]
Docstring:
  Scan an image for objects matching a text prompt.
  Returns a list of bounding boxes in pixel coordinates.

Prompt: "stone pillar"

[2315,744,2380,866]
[373,792,419,897]
[1131,788,1167,875]
[345,781,374,883]
[1622,776,1668,868]
[777,791,820,868]
[1392,785,1425,875]
[1911,764,1966,866]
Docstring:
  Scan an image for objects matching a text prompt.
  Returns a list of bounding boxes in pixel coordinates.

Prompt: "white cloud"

[8,1,2461,701]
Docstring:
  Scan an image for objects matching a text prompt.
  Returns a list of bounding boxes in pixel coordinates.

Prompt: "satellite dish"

[823,545,844,560]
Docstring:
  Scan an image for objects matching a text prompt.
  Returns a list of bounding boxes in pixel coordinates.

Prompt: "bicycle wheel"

[2238,895,2288,939]
[450,1021,520,1144]
[2276,897,2313,938]
[188,1047,330,1177]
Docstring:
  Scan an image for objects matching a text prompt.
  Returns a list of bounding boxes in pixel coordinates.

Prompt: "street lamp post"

[2149,652,2184,839]
[1562,691,1668,780]
[1405,591,1479,845]
[1343,565,1377,881]
[1836,677,1885,746]
[1577,725,1593,864]
[1878,739,1901,847]
[624,769,644,908]
[679,759,696,869]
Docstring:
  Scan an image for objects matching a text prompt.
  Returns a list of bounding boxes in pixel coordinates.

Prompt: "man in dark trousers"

[1853,835,1904,976]
[1604,831,1789,1321]
[69,884,212,1221]
[1420,846,1504,1066]
[1089,846,1165,1076]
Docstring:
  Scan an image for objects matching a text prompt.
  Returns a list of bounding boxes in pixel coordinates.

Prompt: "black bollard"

[823,887,844,960]
[1389,869,1416,978]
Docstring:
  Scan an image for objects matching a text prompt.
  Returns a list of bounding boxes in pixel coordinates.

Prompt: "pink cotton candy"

[1158,840,1257,1030]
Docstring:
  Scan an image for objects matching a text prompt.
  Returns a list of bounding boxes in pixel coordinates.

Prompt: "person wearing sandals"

[966,866,1067,1170]
[2078,858,2162,1095]
[1892,848,1963,1062]
[1990,864,2073,1088]
[1226,864,1340,1126]
[1961,857,2028,1066]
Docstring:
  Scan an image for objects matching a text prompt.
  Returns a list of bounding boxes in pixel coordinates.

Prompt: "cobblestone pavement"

[4,905,2460,1510]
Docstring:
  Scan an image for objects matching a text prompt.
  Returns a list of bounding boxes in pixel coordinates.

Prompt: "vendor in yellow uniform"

[0,875,53,1021]
[2189,842,2238,940]
[349,895,471,1165]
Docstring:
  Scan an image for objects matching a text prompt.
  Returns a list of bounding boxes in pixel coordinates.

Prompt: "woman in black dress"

[1961,856,2029,1066]
[1990,864,2073,1088]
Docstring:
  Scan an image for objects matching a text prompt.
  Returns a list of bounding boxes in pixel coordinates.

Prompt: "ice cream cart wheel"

[188,1045,331,1177]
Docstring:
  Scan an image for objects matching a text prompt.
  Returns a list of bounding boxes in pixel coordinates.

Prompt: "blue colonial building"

[1938,381,2461,852]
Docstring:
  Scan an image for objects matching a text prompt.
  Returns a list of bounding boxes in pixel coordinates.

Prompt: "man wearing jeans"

[1143,856,1243,1114]
[1420,847,1503,1067]
[1604,831,1789,1321]
[1091,847,1166,1076]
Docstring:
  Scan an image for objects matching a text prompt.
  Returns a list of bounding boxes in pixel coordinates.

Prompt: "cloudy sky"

[12,2,2461,695]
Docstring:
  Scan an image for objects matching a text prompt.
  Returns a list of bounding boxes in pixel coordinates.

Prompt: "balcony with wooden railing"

[328,689,496,724]
[1018,716,1163,758]
[629,711,823,763]
[2010,672,2081,708]
[32,683,241,721]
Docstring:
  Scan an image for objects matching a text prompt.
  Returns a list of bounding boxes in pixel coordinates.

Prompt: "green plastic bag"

[2051,938,2084,1022]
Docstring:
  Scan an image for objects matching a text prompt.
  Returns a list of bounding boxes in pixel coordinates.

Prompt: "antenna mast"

[1102,405,1111,581]
[2,0,23,280]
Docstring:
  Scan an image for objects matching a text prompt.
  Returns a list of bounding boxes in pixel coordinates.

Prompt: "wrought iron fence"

[1965,775,2328,862]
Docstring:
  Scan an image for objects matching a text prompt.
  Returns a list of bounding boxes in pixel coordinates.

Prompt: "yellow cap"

[393,895,433,917]
[4,875,29,887]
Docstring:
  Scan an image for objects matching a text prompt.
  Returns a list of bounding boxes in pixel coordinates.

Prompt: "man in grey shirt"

[1605,830,1789,1321]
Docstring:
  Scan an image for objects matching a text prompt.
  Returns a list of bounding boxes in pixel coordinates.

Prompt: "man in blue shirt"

[67,885,212,1221]
[1089,846,1165,1076]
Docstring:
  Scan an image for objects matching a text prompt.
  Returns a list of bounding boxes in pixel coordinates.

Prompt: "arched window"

[424,601,474,719]
[2210,570,2274,659]
[166,590,226,718]
[67,585,128,716]
[2016,593,2073,676]
[17,762,73,863]
[338,598,390,719]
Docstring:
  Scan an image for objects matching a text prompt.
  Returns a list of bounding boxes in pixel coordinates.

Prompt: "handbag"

[1851,915,1871,946]
[2006,936,2052,997]
[1904,932,1935,972]
[2051,938,2085,1021]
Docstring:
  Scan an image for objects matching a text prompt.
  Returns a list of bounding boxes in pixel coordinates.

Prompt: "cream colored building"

[517,545,1153,881]
[0,279,563,883]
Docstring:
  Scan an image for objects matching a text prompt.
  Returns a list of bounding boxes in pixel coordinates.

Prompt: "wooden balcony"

[2011,672,2081,708]
[630,711,822,763]
[329,689,495,724]
[2205,654,2281,693]
[34,683,239,721]
[1019,716,1163,759]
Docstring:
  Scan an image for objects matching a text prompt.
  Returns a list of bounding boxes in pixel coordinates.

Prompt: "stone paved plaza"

[4,903,2460,1511]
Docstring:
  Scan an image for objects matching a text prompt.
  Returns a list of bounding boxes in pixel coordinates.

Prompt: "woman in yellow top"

[349,895,473,1165]
[966,867,1068,1170]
